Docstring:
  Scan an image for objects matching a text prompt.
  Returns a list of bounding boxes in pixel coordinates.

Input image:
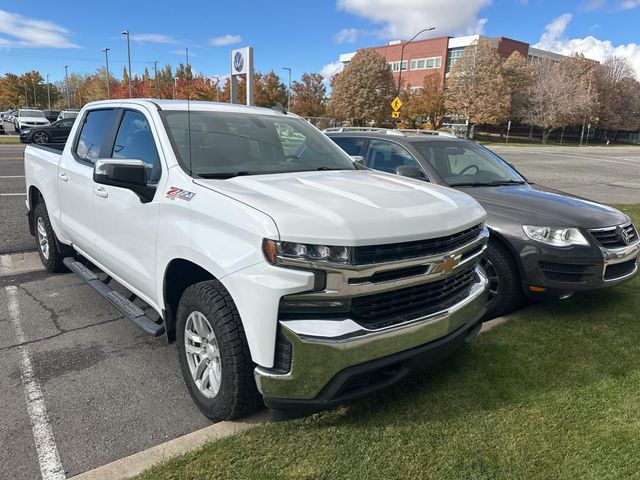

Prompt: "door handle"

[58,172,68,182]
[94,187,108,198]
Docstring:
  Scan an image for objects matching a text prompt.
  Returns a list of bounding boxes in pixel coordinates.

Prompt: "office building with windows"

[338,34,565,91]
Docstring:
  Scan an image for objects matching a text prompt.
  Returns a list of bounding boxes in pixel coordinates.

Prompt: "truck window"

[332,137,365,156]
[112,110,161,183]
[75,109,116,163]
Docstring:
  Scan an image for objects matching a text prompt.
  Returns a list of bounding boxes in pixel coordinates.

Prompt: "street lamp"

[32,80,38,108]
[102,48,111,99]
[46,74,51,110]
[121,30,132,98]
[173,76,179,100]
[282,67,292,111]
[153,61,159,98]
[396,26,436,98]
[64,65,70,109]
[210,76,220,102]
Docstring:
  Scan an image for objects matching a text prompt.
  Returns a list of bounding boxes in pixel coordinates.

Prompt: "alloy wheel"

[36,217,49,260]
[480,257,499,302]
[184,311,222,398]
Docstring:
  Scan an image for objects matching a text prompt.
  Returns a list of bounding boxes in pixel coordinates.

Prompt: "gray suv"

[325,128,639,319]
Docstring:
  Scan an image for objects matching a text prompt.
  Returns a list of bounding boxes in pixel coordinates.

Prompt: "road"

[0,142,639,479]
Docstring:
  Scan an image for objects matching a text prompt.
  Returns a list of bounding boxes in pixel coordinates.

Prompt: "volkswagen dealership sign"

[230,46,253,105]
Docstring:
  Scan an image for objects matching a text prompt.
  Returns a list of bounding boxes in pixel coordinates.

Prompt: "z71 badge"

[166,186,196,201]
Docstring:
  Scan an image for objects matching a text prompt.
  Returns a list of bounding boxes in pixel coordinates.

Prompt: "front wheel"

[176,280,259,421]
[480,240,525,319]
[32,131,49,144]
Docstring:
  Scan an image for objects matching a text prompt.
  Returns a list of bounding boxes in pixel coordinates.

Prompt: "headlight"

[263,239,353,265]
[522,226,590,247]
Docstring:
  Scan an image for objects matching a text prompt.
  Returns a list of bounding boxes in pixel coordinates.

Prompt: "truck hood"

[196,170,486,245]
[457,183,629,230]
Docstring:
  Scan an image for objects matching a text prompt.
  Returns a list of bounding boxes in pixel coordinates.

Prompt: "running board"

[63,257,164,337]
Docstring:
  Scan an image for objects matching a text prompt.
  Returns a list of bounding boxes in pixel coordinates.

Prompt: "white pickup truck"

[24,99,489,420]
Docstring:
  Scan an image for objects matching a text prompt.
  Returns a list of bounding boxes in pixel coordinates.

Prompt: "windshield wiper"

[449,180,526,187]
[196,171,255,179]
[315,166,351,171]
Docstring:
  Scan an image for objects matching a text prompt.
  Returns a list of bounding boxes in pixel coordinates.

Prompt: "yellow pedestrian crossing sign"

[391,111,400,119]
[391,96,403,112]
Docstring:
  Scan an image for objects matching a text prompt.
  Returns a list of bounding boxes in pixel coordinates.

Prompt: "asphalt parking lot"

[0,142,639,479]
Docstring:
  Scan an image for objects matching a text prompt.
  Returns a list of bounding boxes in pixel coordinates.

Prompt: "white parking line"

[0,175,25,178]
[0,192,27,196]
[5,286,66,480]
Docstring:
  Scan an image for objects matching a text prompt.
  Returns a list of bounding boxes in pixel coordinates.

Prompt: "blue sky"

[1,0,639,84]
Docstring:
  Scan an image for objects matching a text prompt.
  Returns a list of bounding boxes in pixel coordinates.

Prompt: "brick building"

[339,34,565,91]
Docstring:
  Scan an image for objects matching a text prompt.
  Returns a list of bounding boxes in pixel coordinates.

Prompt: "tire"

[32,131,49,144]
[176,280,260,421]
[33,202,71,273]
[480,239,525,320]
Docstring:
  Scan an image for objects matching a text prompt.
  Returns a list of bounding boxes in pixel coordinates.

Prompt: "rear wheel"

[32,131,49,144]
[34,202,71,273]
[176,280,260,421]
[480,240,525,319]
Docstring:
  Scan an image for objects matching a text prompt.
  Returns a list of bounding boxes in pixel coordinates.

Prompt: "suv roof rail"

[322,126,457,138]
[397,129,457,138]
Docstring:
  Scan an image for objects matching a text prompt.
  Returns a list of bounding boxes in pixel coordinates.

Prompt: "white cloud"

[0,10,78,48]
[209,34,242,47]
[335,28,360,44]
[620,0,640,8]
[319,61,344,83]
[336,0,491,39]
[535,13,640,78]
[170,49,197,57]
[129,33,176,44]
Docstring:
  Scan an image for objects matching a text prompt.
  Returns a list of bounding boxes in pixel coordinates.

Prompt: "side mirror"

[94,159,155,203]
[350,155,365,165]
[396,165,425,180]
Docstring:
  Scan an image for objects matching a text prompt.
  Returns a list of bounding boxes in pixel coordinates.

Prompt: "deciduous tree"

[328,49,395,125]
[291,73,326,117]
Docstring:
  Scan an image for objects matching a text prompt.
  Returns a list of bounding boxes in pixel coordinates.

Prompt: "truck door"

[58,108,118,258]
[91,108,163,302]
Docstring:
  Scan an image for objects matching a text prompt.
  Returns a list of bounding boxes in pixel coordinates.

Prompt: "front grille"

[590,224,637,249]
[604,259,637,280]
[350,264,478,329]
[539,261,586,283]
[353,223,483,265]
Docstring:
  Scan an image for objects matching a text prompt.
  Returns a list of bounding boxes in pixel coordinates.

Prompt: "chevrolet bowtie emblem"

[432,255,461,275]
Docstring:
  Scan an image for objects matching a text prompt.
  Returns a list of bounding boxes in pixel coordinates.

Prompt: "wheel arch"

[486,227,525,285]
[27,185,44,236]
[162,258,217,342]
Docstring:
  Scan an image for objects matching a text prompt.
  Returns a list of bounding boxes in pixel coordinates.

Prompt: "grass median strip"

[0,136,20,144]
[137,205,640,480]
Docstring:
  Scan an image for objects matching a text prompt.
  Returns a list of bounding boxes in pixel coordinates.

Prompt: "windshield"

[161,111,356,178]
[412,140,525,186]
[19,110,45,118]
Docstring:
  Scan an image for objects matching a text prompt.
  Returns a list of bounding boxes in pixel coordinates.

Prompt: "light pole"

[153,61,159,98]
[64,65,70,109]
[282,67,292,111]
[23,85,28,107]
[46,74,51,110]
[396,26,435,99]
[32,80,38,108]
[102,48,111,99]
[121,30,132,98]
[210,76,220,102]
[173,77,179,100]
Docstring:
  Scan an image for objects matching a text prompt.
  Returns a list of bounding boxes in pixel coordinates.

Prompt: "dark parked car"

[325,128,639,318]
[19,117,76,144]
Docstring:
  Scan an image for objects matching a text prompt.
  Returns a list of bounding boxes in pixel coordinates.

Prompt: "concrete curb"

[69,411,270,480]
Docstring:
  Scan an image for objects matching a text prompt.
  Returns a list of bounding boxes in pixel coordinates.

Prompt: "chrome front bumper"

[255,266,488,401]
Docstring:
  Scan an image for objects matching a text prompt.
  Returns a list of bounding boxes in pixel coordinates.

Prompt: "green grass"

[0,135,20,144]
[137,206,640,480]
